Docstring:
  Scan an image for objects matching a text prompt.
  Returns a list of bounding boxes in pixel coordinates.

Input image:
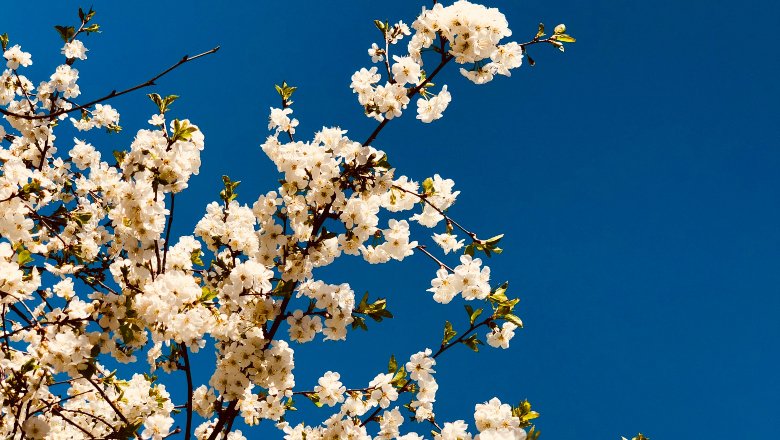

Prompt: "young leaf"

[442,321,457,345]
[555,34,576,43]
[470,308,483,325]
[389,354,398,374]
[54,26,76,42]
[536,23,545,38]
[0,34,8,52]
[84,24,101,34]
[200,287,217,302]
[485,234,504,245]
[461,334,483,352]
[191,250,204,266]
[503,314,523,328]
[112,150,126,165]
[422,177,435,195]
[375,154,392,169]
[119,324,134,344]
[17,249,33,266]
[307,393,324,408]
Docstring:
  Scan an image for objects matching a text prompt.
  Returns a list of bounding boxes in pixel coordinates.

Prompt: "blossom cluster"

[0,0,546,438]
[350,0,528,126]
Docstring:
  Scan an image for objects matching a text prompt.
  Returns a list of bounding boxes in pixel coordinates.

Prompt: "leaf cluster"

[147,93,179,114]
[488,282,523,328]
[220,175,241,203]
[464,234,503,258]
[275,80,297,105]
[54,7,99,44]
[171,118,199,142]
[352,292,393,331]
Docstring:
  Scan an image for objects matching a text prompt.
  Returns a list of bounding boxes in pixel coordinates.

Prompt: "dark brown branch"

[181,345,194,440]
[363,54,453,147]
[0,47,220,121]
[161,192,175,273]
[415,245,454,273]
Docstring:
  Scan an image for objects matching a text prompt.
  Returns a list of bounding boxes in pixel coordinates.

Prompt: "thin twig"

[0,47,220,121]
[415,245,454,273]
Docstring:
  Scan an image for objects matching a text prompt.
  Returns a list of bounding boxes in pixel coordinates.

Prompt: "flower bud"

[554,24,566,34]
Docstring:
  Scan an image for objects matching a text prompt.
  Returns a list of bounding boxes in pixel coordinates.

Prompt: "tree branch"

[0,47,220,121]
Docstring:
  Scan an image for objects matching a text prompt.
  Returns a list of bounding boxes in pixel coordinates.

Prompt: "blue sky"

[4,0,779,438]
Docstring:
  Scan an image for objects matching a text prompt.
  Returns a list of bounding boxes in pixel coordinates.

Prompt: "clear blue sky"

[4,0,779,438]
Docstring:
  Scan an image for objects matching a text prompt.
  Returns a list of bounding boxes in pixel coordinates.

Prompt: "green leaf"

[357,291,370,311]
[374,19,386,32]
[272,280,296,298]
[422,177,435,195]
[54,26,76,42]
[143,372,158,384]
[373,308,393,319]
[307,393,324,407]
[73,212,93,226]
[470,308,483,325]
[485,234,504,245]
[148,93,163,108]
[465,304,474,319]
[536,23,545,38]
[148,93,177,113]
[191,250,204,266]
[503,314,523,328]
[390,365,407,386]
[163,95,179,111]
[491,281,508,298]
[118,324,134,344]
[389,354,397,374]
[87,11,97,22]
[556,34,576,43]
[442,321,457,345]
[220,175,241,202]
[19,179,41,200]
[200,287,217,302]
[115,421,143,440]
[375,154,392,169]
[275,81,297,101]
[83,24,100,34]
[78,361,97,379]
[20,358,36,374]
[0,34,8,52]
[464,243,475,257]
[17,249,33,266]
[112,150,126,165]
[351,316,369,331]
[319,227,338,241]
[461,334,483,352]
[171,118,199,141]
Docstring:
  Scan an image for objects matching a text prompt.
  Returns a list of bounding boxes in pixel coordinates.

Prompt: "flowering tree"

[0,3,660,440]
